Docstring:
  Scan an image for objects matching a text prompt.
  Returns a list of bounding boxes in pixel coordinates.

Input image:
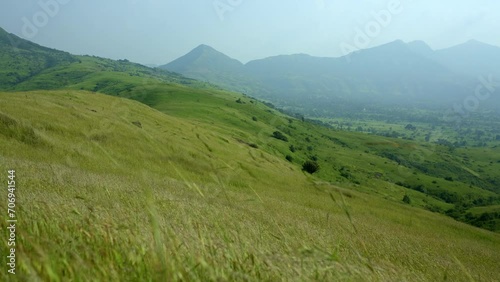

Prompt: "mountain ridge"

[162,39,499,68]
[160,39,500,113]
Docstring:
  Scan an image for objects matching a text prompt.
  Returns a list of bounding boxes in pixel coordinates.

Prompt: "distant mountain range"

[161,40,500,115]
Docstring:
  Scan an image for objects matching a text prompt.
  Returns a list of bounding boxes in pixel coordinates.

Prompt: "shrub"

[289,145,296,152]
[131,121,142,128]
[252,116,258,122]
[272,131,288,142]
[285,155,293,162]
[402,195,411,204]
[405,124,417,131]
[302,160,319,174]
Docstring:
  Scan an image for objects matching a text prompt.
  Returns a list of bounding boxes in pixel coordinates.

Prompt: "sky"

[0,0,499,65]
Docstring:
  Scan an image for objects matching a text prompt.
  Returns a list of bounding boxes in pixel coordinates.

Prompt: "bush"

[289,145,296,152]
[252,116,258,122]
[285,155,293,162]
[272,131,288,142]
[402,195,411,204]
[302,160,319,174]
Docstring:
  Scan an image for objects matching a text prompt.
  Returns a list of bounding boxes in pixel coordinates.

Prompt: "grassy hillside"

[0,28,77,89]
[68,62,500,231]
[1,90,499,281]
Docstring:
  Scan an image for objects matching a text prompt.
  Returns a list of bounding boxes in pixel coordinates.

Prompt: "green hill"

[1,90,499,281]
[0,28,77,89]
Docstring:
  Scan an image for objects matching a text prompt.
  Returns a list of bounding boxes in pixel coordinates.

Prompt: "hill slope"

[0,28,77,88]
[1,90,499,281]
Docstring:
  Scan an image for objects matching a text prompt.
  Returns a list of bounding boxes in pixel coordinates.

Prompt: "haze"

[0,0,499,65]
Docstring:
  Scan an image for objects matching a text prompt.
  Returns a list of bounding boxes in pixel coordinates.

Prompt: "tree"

[272,131,288,142]
[302,160,319,174]
[405,124,417,131]
[402,194,411,204]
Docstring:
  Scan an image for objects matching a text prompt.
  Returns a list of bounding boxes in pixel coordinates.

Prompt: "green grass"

[1,90,499,281]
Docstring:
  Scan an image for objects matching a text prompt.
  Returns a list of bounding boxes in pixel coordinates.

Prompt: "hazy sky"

[1,0,499,65]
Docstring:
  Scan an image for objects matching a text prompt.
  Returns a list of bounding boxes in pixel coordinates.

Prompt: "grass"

[0,90,499,281]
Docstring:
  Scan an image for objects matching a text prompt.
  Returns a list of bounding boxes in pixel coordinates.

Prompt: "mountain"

[162,40,500,115]
[435,39,500,78]
[335,40,468,104]
[165,44,244,74]
[162,44,260,93]
[407,40,435,57]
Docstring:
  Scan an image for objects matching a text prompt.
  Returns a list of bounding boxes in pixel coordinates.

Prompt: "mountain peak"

[187,44,222,58]
[407,40,434,56]
[465,39,482,45]
[462,39,499,49]
[161,44,243,75]
[408,40,432,49]
[438,39,500,53]
[193,44,216,51]
[350,40,409,57]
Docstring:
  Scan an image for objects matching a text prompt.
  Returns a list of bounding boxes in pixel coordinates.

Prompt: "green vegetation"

[302,160,320,174]
[0,29,499,280]
[403,194,412,204]
[272,131,288,142]
[1,90,499,281]
[0,28,77,89]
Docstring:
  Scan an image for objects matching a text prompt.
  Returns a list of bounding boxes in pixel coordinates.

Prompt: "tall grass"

[0,90,499,281]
